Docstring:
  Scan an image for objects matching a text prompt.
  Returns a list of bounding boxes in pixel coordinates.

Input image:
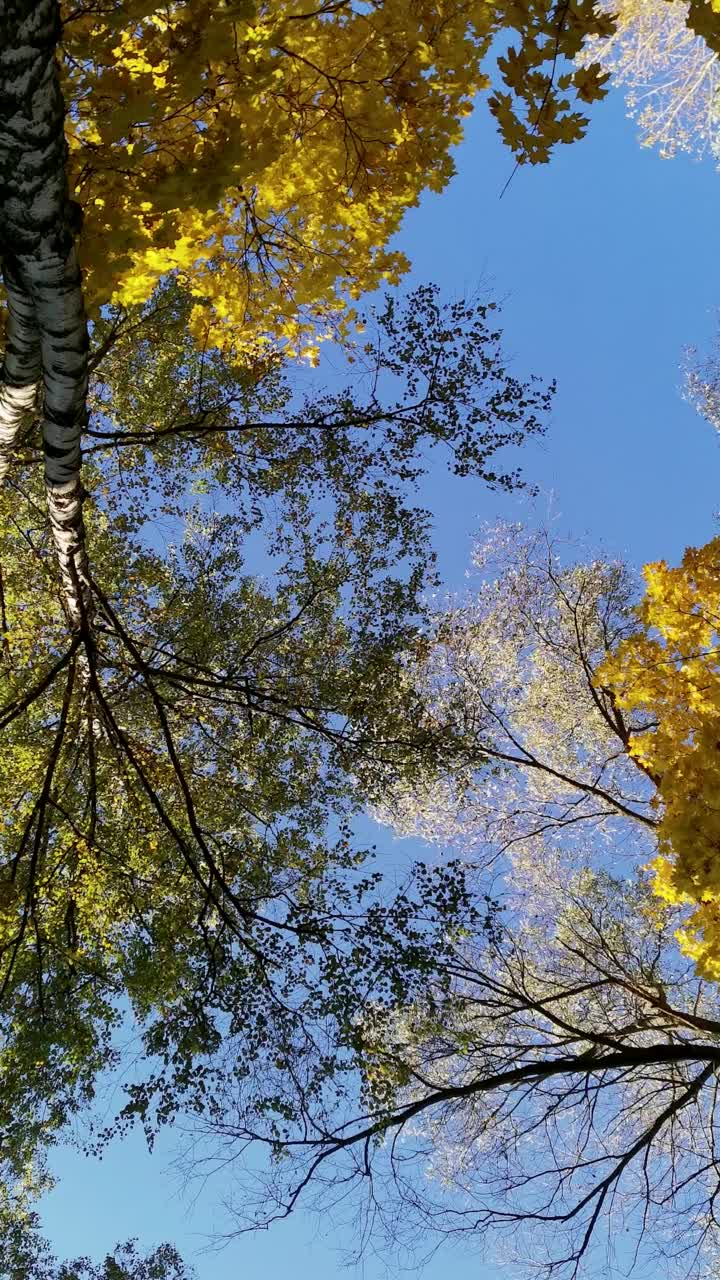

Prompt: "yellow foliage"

[598,537,720,977]
[60,0,493,355]
[58,0,615,357]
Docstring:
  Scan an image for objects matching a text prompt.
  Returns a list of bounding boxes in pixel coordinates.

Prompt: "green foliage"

[0,283,548,1184]
[55,1241,193,1280]
[0,1221,194,1280]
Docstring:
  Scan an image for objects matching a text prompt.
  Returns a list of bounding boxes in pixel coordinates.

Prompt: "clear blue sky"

[42,84,720,1279]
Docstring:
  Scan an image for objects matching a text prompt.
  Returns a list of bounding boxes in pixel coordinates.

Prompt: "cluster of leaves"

[0,1225,193,1280]
[374,524,656,866]
[60,0,489,353]
[57,0,619,356]
[575,0,720,160]
[599,536,720,979]
[84,281,552,520]
[490,0,613,165]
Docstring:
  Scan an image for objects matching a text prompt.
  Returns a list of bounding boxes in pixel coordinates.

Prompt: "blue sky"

[406,90,720,583]
[41,81,720,1280]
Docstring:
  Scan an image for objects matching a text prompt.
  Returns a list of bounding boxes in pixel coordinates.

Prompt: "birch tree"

[0,0,90,626]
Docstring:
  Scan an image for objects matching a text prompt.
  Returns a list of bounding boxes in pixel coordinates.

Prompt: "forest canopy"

[2,0,720,1276]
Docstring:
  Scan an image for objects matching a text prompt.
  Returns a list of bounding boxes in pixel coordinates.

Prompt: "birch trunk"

[0,0,91,628]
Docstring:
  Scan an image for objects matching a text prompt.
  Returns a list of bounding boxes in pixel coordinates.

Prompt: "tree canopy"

[59,0,615,354]
[182,528,720,1279]
[0,285,552,1204]
[206,864,720,1279]
[599,536,720,980]
[3,0,720,1274]
[576,0,720,159]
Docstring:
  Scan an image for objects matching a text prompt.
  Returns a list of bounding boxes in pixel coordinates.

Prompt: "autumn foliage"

[599,538,720,978]
[59,0,613,356]
[4,0,720,1272]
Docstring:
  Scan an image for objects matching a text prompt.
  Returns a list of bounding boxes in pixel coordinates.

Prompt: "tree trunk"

[0,0,91,628]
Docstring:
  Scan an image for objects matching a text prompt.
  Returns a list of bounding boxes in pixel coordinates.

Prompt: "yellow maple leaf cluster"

[58,0,618,360]
[60,0,489,356]
[598,537,720,977]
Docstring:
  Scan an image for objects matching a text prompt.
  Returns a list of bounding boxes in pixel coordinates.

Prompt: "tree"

[0,0,609,624]
[0,290,551,1200]
[58,0,615,354]
[52,1244,193,1280]
[172,531,720,1279]
[684,322,720,431]
[575,0,720,160]
[599,535,720,982]
[0,0,91,625]
[0,1222,194,1280]
[0,1165,194,1279]
[4,0,718,1264]
[196,864,720,1280]
[7,0,717,625]
[52,1242,193,1280]
[372,524,657,868]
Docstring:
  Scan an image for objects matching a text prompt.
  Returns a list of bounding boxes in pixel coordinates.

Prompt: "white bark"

[45,476,91,628]
[0,255,42,481]
[0,381,37,482]
[0,0,91,629]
